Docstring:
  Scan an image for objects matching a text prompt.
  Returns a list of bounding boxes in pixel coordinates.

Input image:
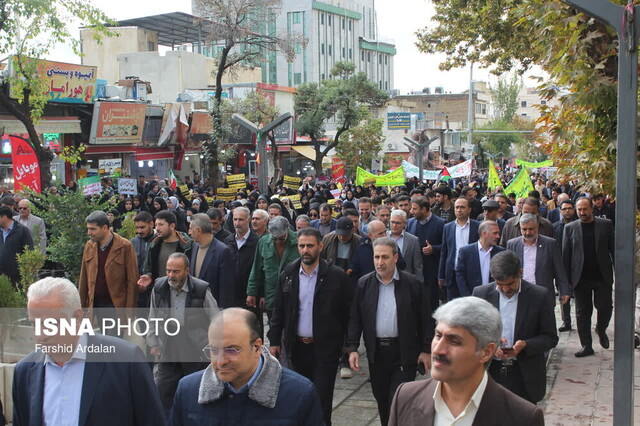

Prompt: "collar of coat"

[198,346,282,408]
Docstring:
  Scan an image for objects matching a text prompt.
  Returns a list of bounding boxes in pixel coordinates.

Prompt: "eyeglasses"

[309,213,318,218]
[202,345,245,360]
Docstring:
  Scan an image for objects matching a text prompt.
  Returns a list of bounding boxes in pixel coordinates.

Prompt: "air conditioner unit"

[387,143,395,149]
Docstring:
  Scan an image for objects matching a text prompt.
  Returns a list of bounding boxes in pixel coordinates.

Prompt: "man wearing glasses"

[147,252,219,414]
[15,199,47,254]
[170,308,324,425]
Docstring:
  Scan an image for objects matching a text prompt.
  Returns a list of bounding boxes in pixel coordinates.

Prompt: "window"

[294,73,302,85]
[342,47,346,58]
[379,55,382,64]
[147,41,155,51]
[361,51,365,61]
[321,43,325,54]
[521,101,527,107]
[321,73,325,80]
[342,18,345,29]
[385,81,388,90]
[349,48,352,59]
[321,13,324,25]
[328,15,332,26]
[384,55,388,65]
[349,21,352,31]
[328,45,332,56]
[540,100,547,105]
[367,52,371,62]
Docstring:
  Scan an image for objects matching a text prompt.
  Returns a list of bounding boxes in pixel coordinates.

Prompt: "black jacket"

[0,221,33,283]
[224,231,260,306]
[346,270,434,369]
[268,258,353,363]
[215,228,232,242]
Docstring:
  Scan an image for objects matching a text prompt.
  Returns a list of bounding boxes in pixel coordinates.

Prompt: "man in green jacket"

[246,216,298,338]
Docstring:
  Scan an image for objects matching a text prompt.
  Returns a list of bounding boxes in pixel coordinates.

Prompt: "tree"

[335,115,385,178]
[295,62,389,176]
[194,0,304,187]
[493,73,522,122]
[0,0,115,189]
[416,0,623,194]
[475,116,536,167]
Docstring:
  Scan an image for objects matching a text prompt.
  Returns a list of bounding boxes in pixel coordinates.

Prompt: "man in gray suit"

[507,213,571,311]
[563,197,614,357]
[388,209,422,282]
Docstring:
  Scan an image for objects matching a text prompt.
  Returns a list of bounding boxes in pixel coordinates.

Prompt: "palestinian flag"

[438,167,452,183]
[169,169,177,190]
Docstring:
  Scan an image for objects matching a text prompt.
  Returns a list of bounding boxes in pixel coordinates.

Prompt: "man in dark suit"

[268,227,353,426]
[389,296,543,426]
[473,251,558,403]
[455,221,505,296]
[507,213,571,310]
[224,206,260,308]
[406,196,445,311]
[189,213,234,308]
[438,198,480,301]
[388,210,422,282]
[563,197,615,357]
[500,197,554,246]
[553,199,578,332]
[547,193,570,224]
[495,193,516,221]
[13,277,165,426]
[347,237,434,426]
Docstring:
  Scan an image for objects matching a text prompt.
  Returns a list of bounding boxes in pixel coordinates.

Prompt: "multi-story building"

[516,86,556,120]
[193,0,395,90]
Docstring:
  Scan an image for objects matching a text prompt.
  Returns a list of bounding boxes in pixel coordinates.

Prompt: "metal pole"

[418,145,424,184]
[467,63,474,148]
[559,2,637,424]
[256,132,269,194]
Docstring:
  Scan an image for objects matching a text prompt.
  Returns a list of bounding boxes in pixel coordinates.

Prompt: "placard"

[288,194,302,209]
[216,188,237,201]
[226,173,246,190]
[79,176,101,196]
[330,189,342,199]
[178,184,190,196]
[283,175,301,188]
[117,178,137,195]
[98,158,122,176]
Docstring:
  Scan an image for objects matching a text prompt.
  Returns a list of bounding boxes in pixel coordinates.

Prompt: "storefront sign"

[387,112,411,130]
[38,59,98,104]
[89,102,146,145]
[98,158,122,176]
[9,135,41,193]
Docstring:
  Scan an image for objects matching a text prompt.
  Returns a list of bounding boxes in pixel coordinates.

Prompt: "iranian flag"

[438,167,452,183]
[169,170,177,190]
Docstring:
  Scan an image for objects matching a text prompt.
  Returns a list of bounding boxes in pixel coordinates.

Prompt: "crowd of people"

[3,168,623,425]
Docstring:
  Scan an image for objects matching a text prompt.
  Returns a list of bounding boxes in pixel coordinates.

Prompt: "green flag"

[488,160,502,191]
[504,168,534,198]
[515,159,553,168]
[356,167,405,186]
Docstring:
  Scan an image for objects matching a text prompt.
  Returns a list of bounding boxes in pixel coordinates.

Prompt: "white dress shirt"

[522,237,538,284]
[434,371,489,426]
[388,230,405,254]
[477,242,493,285]
[235,231,249,249]
[454,220,471,268]
[499,284,521,347]
[375,269,399,338]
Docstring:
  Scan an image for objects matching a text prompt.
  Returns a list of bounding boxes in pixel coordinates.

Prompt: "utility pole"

[232,112,292,194]
[467,63,474,150]
[558,1,638,424]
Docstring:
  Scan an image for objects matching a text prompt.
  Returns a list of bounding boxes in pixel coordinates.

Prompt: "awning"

[291,145,317,160]
[0,116,81,134]
[85,145,137,155]
[135,146,174,160]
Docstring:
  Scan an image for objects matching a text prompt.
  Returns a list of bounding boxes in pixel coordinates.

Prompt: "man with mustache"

[389,295,544,425]
[147,253,219,414]
[268,227,353,426]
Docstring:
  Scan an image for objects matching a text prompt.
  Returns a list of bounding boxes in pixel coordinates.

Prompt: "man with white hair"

[15,199,47,254]
[389,296,543,425]
[13,277,164,425]
[251,209,270,238]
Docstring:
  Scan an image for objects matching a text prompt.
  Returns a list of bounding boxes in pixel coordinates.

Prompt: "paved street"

[316,303,640,425]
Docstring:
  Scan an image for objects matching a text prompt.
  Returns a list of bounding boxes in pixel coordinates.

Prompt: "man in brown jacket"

[79,211,139,309]
[389,297,543,426]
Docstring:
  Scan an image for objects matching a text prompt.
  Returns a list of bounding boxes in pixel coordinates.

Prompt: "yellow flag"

[504,168,534,198]
[488,160,502,191]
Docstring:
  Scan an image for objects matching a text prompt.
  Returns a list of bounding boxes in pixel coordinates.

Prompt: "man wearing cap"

[321,216,362,272]
[477,199,505,231]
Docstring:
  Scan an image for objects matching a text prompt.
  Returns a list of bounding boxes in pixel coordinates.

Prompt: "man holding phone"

[472,251,558,404]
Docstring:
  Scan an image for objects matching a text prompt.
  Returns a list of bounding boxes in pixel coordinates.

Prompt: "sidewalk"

[327,305,640,425]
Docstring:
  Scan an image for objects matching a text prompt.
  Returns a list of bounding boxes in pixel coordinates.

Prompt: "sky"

[50,0,527,95]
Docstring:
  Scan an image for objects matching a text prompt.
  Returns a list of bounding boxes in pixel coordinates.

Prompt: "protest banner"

[79,176,101,196]
[283,175,301,188]
[216,188,236,201]
[117,178,137,195]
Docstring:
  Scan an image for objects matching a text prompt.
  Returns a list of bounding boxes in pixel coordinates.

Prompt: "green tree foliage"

[0,0,115,189]
[336,115,385,178]
[416,0,625,194]
[194,0,304,187]
[29,189,111,282]
[295,62,389,175]
[493,73,522,122]
[476,117,537,167]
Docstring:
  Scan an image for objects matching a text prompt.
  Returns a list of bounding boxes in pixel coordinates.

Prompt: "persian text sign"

[90,102,146,145]
[331,157,346,184]
[9,135,41,193]
[117,178,137,195]
[387,112,411,130]
[283,175,301,187]
[38,59,97,104]
[448,159,473,178]
[216,188,236,201]
[79,176,101,196]
[226,173,246,190]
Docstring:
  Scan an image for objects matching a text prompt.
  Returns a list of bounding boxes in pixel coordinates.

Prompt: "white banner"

[447,159,473,178]
[117,178,137,195]
[401,161,440,180]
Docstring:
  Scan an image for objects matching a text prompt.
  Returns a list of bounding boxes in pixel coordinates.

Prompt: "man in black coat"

[268,227,353,426]
[346,237,434,426]
[0,205,33,284]
[224,206,260,308]
[473,251,558,404]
